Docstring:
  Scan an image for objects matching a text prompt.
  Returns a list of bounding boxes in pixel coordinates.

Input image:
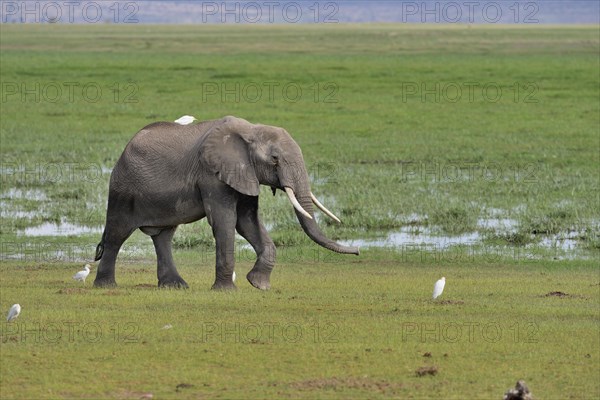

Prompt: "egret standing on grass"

[432,277,446,299]
[73,264,91,284]
[6,304,21,322]
[174,115,197,125]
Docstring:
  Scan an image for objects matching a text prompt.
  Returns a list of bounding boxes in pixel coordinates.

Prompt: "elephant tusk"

[310,192,341,223]
[285,187,312,220]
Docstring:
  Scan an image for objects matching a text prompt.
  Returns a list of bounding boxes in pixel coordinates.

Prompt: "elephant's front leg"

[236,195,275,290]
[205,189,238,290]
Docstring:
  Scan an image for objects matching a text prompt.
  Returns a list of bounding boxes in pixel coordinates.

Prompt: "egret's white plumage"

[73,264,91,283]
[174,115,197,125]
[6,304,21,322]
[432,277,446,299]
[232,271,236,282]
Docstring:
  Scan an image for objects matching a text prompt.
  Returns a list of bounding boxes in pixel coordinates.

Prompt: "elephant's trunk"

[290,190,359,255]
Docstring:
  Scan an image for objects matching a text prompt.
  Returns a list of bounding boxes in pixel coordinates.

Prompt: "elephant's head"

[199,116,359,255]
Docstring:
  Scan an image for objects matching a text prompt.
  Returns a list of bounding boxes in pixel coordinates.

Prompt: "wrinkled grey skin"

[93,116,359,290]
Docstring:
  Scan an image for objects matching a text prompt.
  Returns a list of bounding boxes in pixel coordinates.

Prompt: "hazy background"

[1,0,599,24]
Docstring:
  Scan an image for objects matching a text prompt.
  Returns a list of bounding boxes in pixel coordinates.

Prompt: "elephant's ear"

[199,121,260,196]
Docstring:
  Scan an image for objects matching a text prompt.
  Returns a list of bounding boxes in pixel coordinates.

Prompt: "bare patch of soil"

[110,390,153,399]
[21,265,48,271]
[175,383,194,392]
[415,366,438,377]
[545,291,569,297]
[290,376,404,393]
[127,268,152,274]
[134,283,156,288]
[436,300,464,305]
[543,291,587,299]
[56,288,86,295]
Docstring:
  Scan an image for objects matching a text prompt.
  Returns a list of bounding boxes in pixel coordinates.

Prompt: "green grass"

[1,24,599,399]
[1,24,598,249]
[1,253,599,399]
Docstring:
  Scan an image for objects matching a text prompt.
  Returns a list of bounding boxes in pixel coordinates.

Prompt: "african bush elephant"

[93,116,359,290]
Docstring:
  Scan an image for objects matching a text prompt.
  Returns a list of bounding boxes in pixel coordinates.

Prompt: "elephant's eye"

[271,155,279,165]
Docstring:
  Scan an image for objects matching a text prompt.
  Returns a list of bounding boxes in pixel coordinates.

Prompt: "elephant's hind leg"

[94,224,134,287]
[150,226,188,288]
[236,196,275,290]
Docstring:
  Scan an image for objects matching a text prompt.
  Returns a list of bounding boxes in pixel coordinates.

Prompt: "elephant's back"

[109,121,213,192]
[127,121,206,152]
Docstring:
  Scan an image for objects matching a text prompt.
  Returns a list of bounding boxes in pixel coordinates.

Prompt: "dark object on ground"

[503,380,533,400]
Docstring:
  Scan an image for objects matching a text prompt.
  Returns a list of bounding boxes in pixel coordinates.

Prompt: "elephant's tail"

[94,231,106,261]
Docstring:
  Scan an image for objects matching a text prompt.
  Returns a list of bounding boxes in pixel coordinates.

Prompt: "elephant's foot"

[211,280,237,291]
[158,276,189,289]
[247,269,271,291]
[93,277,117,288]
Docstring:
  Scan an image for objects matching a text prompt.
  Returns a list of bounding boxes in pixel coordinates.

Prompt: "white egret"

[6,304,21,322]
[432,277,445,299]
[232,271,236,282]
[174,115,197,125]
[73,264,91,284]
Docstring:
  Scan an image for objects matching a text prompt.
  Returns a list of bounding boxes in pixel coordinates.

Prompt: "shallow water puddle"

[1,188,48,201]
[0,208,46,219]
[341,227,481,248]
[19,220,103,237]
[477,218,518,231]
[340,225,590,258]
[537,236,580,252]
